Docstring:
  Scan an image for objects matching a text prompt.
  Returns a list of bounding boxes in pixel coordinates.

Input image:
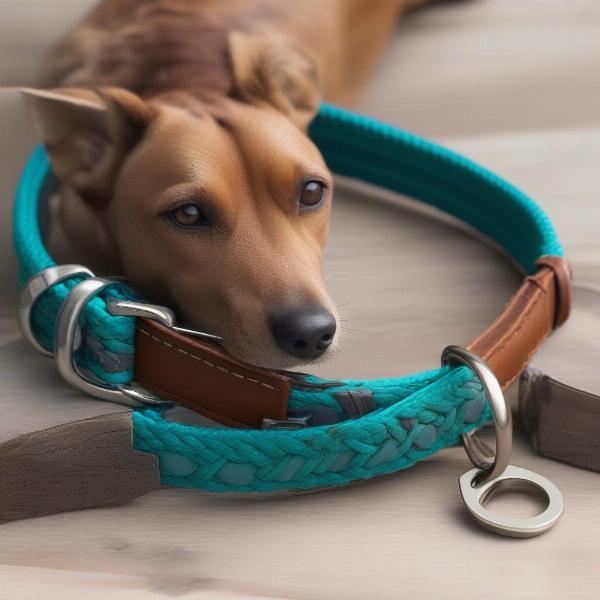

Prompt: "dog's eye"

[170,204,209,227]
[300,181,325,207]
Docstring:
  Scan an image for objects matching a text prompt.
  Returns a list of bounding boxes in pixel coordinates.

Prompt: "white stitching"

[188,354,215,368]
[137,327,280,392]
[260,383,277,390]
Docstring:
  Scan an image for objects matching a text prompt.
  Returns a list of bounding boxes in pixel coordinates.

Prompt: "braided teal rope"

[13,104,564,493]
[14,147,136,383]
[134,368,488,492]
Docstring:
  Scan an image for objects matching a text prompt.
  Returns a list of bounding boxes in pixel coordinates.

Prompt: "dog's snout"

[271,305,336,359]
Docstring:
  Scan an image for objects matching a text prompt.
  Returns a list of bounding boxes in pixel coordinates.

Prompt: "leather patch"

[134,320,291,428]
[334,388,375,418]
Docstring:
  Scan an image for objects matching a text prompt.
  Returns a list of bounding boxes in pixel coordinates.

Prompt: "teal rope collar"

[13,104,565,493]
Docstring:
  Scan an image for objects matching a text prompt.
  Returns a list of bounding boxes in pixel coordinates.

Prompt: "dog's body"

[24,0,423,367]
[41,0,415,104]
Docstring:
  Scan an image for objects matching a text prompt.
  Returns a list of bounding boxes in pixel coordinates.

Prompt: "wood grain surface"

[0,0,599,598]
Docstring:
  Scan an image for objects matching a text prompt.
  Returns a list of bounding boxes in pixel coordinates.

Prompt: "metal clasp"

[442,345,564,538]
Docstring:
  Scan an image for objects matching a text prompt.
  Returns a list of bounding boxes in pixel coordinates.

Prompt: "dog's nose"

[271,305,336,359]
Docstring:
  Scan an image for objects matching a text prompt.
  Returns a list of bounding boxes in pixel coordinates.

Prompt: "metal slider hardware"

[18,265,222,409]
[54,277,170,408]
[262,416,310,430]
[17,264,93,356]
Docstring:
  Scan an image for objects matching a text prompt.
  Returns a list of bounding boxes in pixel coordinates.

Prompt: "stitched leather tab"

[134,320,290,428]
[535,255,572,328]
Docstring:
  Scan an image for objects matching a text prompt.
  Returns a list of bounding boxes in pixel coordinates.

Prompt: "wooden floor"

[1,1,599,598]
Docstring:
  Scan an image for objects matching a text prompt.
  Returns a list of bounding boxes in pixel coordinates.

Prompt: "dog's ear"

[228,31,320,129]
[20,87,157,206]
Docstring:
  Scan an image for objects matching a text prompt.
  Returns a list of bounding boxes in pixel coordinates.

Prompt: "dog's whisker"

[339,320,360,327]
[325,274,349,286]
[340,327,365,336]
[332,345,352,367]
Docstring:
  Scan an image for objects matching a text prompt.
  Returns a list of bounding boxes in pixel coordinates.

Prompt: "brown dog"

[22,0,424,368]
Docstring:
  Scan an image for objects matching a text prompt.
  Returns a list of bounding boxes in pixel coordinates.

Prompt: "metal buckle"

[53,276,223,408]
[17,264,94,356]
[19,262,223,409]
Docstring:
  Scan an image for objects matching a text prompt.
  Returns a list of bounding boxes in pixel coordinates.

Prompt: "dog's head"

[23,32,338,369]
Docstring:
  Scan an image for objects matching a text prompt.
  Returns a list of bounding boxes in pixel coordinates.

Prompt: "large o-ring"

[441,345,512,486]
[458,464,564,538]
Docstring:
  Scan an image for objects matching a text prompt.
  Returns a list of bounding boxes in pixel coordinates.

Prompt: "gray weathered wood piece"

[0,411,159,523]
[0,340,160,522]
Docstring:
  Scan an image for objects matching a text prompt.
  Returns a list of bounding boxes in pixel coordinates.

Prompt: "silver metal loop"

[441,345,511,485]
[17,264,93,356]
[459,465,564,538]
[443,345,564,537]
[54,277,170,408]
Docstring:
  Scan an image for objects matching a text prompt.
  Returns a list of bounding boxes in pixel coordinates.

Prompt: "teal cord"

[13,104,564,493]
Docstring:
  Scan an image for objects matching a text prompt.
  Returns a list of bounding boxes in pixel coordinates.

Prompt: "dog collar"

[14,104,570,534]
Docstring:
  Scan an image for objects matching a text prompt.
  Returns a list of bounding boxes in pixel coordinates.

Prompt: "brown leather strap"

[467,255,571,389]
[133,255,571,425]
[134,320,291,428]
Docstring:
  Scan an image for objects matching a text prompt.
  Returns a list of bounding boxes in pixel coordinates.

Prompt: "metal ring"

[441,345,511,485]
[444,345,564,537]
[17,264,94,356]
[459,465,564,538]
[54,277,170,408]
